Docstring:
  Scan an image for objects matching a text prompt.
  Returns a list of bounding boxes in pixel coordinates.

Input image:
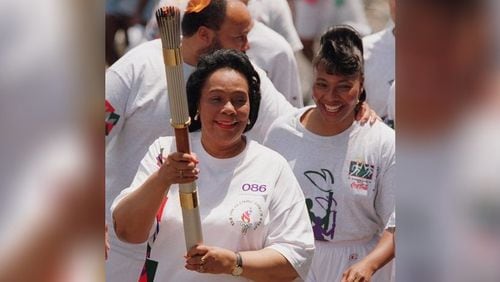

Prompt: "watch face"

[232,266,243,276]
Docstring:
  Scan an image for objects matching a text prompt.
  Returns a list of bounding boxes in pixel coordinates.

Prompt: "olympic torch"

[156,6,203,250]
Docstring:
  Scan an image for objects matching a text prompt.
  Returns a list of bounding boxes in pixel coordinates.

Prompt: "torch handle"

[174,127,191,154]
[179,193,203,250]
[174,127,203,250]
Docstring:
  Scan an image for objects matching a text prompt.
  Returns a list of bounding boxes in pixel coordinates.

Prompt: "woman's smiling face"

[312,64,363,128]
[198,68,250,155]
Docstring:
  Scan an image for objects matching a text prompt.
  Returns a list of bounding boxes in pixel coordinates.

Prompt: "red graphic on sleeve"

[105,100,120,136]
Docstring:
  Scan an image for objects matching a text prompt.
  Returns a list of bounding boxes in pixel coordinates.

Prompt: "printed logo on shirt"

[349,161,374,180]
[105,100,120,136]
[348,161,376,196]
[304,169,338,241]
[228,200,263,235]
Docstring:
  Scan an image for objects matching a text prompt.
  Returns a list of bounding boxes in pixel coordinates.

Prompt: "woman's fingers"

[166,154,198,170]
[184,246,211,273]
[178,168,199,178]
[186,245,208,256]
[185,254,206,266]
[342,268,368,282]
[158,152,200,184]
[169,152,199,163]
[370,109,380,125]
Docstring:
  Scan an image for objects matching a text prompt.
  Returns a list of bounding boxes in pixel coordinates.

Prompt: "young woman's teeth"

[325,104,341,112]
[218,121,236,125]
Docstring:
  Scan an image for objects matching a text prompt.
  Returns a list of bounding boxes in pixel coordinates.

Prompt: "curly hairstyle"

[313,25,367,105]
[186,49,261,133]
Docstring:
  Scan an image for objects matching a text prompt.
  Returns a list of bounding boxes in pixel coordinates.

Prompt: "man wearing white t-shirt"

[105,1,295,281]
[145,0,304,107]
[363,0,395,121]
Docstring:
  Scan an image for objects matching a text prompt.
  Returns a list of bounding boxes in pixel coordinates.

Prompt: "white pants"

[306,236,394,282]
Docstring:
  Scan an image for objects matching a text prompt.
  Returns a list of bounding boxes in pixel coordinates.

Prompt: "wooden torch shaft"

[174,127,191,154]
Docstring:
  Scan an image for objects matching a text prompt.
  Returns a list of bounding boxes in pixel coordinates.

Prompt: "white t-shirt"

[247,21,303,107]
[263,107,395,281]
[294,0,371,39]
[111,132,315,281]
[105,39,296,282]
[363,26,395,119]
[247,0,303,52]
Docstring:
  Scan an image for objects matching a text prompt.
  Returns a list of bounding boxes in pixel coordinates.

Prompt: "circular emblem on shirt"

[228,200,263,235]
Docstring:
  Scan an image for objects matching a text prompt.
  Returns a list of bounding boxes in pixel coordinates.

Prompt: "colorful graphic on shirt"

[348,161,376,196]
[349,161,374,180]
[241,209,252,223]
[304,169,337,241]
[229,200,263,235]
[105,100,120,136]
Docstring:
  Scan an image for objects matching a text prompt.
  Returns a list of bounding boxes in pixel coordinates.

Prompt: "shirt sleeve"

[374,128,396,228]
[105,68,130,145]
[110,138,168,238]
[265,161,315,280]
[386,210,396,229]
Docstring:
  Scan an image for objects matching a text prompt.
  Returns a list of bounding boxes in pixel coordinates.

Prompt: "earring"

[194,111,199,121]
[247,119,251,125]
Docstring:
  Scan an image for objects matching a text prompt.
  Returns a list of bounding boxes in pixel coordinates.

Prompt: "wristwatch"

[231,252,243,276]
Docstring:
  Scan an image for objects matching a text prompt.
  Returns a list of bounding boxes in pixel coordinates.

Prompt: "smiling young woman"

[303,66,364,136]
[264,25,395,282]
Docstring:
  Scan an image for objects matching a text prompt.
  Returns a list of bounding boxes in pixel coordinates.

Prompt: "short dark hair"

[182,0,227,37]
[186,49,261,133]
[313,25,366,103]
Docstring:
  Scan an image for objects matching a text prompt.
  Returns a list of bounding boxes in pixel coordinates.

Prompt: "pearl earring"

[247,119,251,125]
